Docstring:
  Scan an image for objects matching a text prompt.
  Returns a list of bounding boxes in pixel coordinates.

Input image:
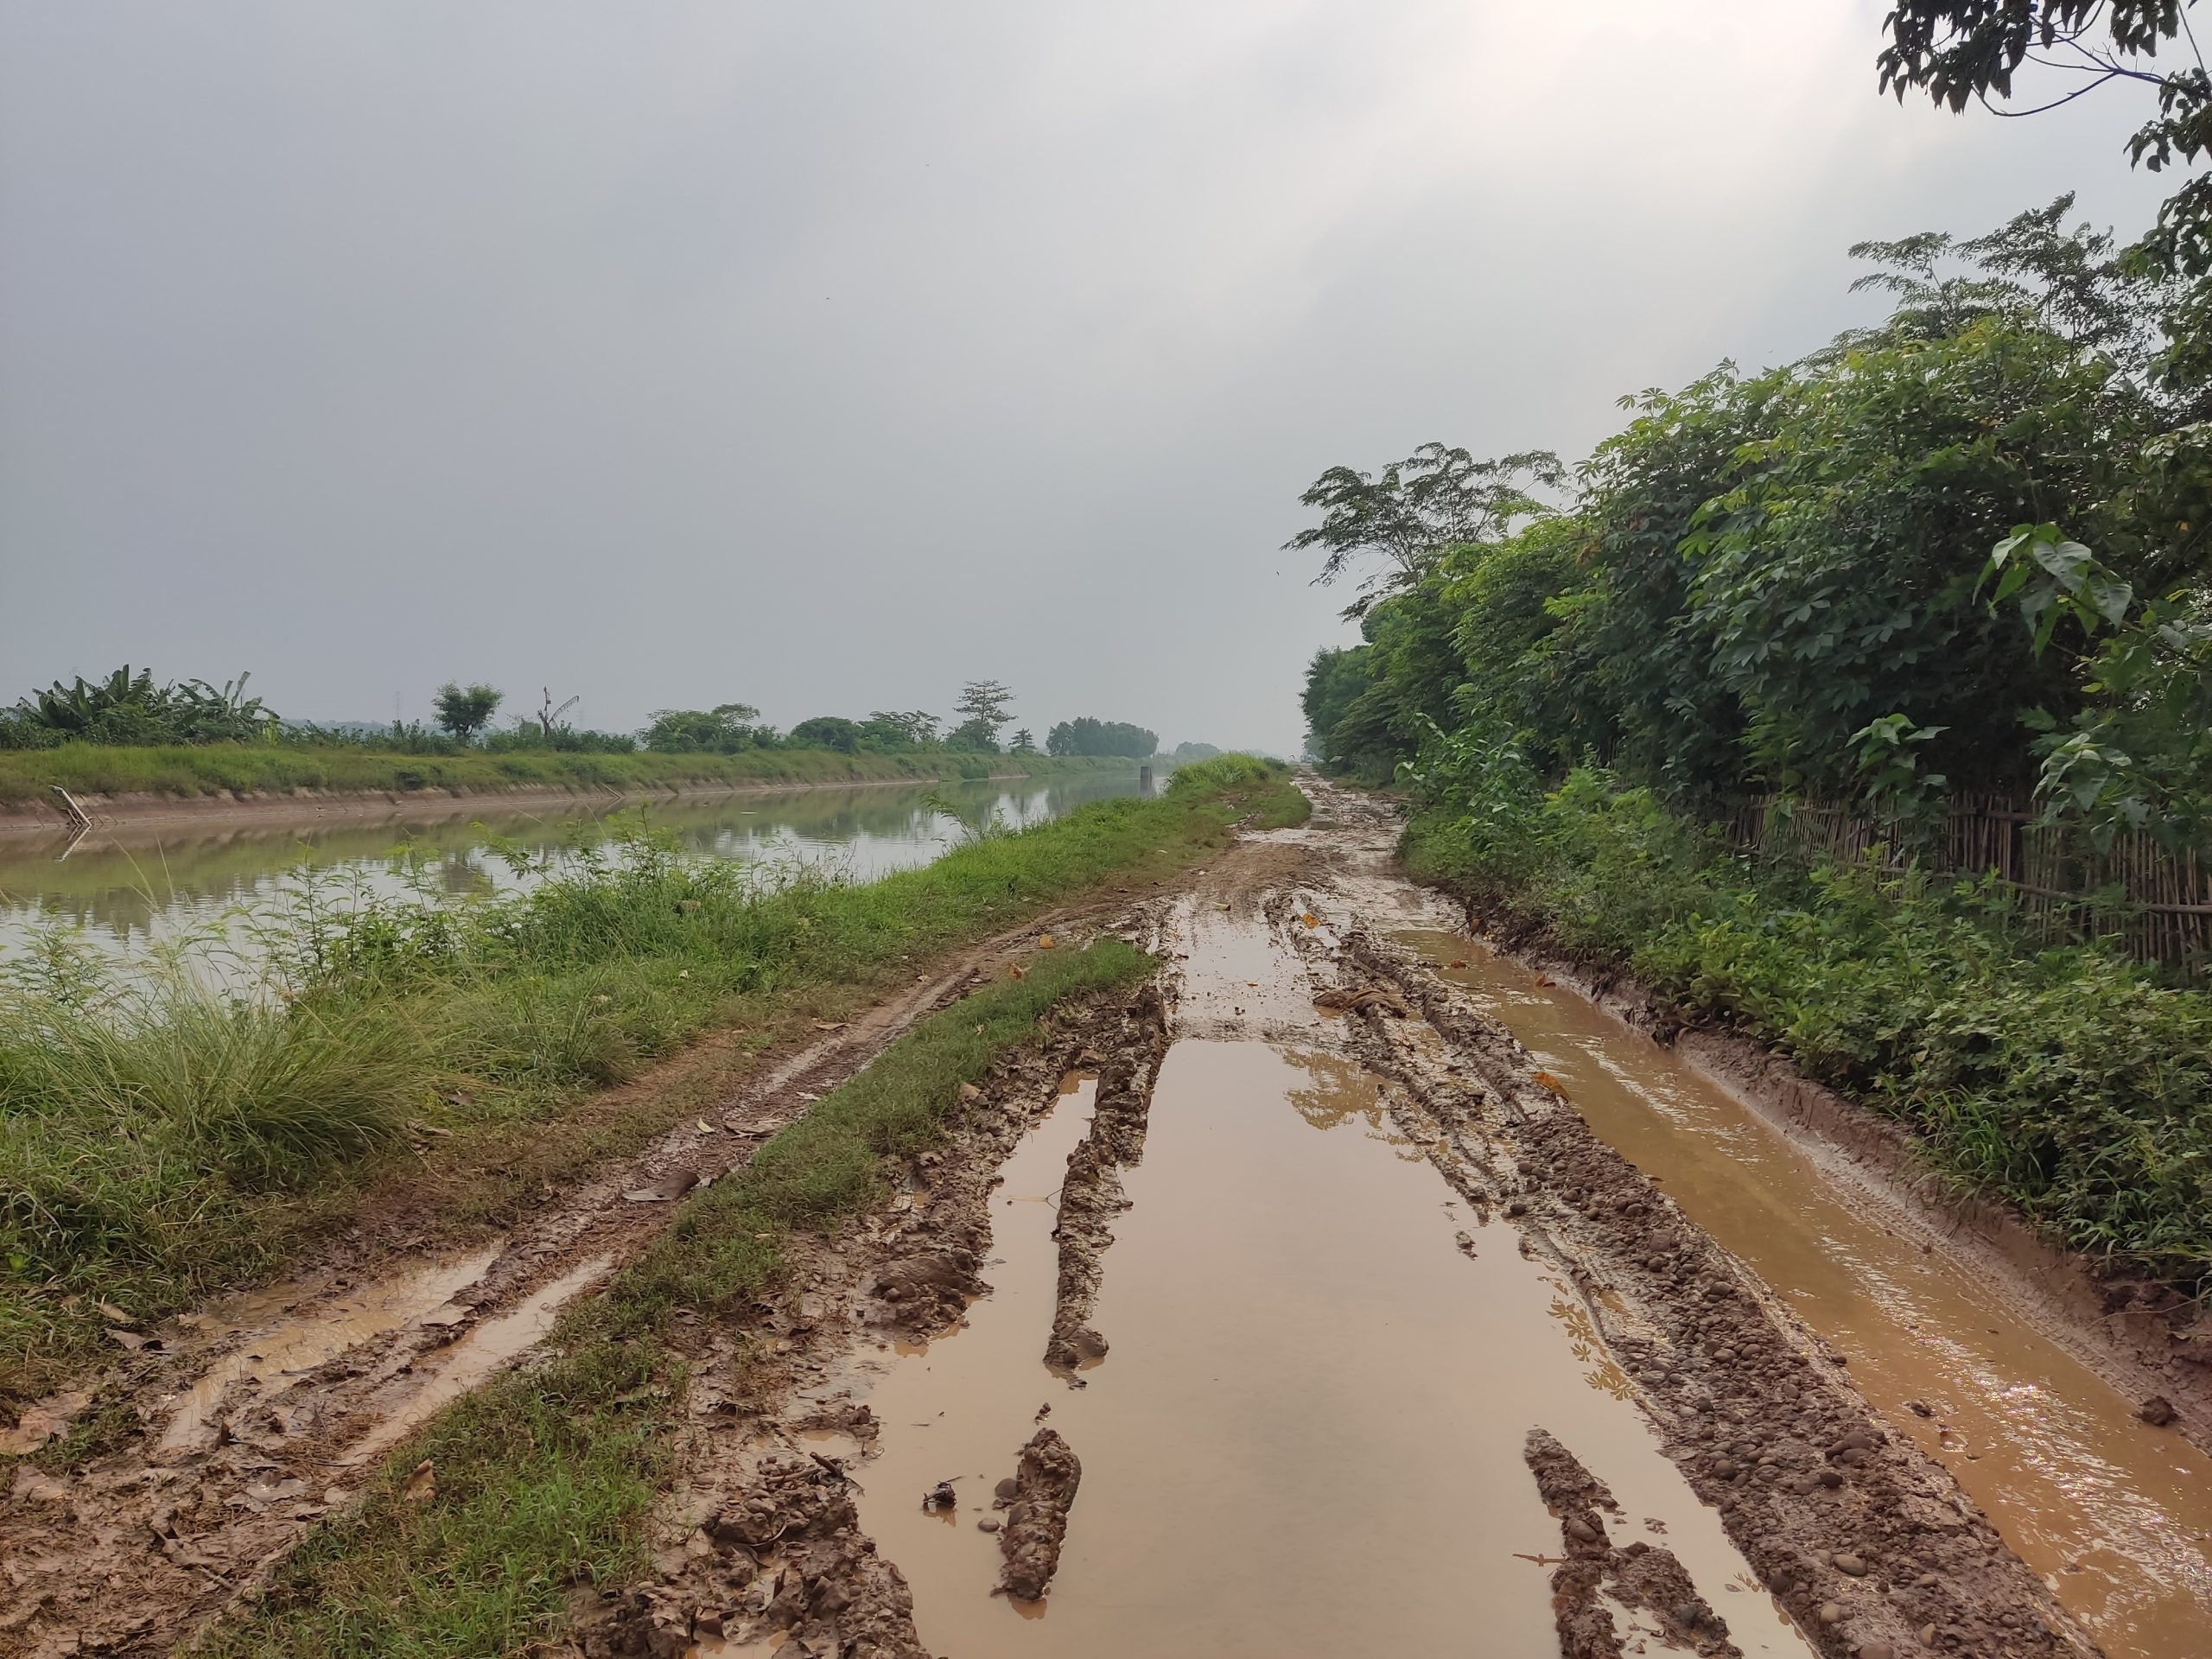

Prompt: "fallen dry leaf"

[1037,933,1055,949]
[1300,912,1320,928]
[105,1327,151,1351]
[697,1117,714,1132]
[812,1020,846,1032]
[0,1389,92,1455]
[404,1459,436,1503]
[623,1170,701,1204]
[96,1300,132,1324]
[1447,959,1468,969]
[1009,964,1025,980]
[958,1082,982,1103]
[1212,901,1231,912]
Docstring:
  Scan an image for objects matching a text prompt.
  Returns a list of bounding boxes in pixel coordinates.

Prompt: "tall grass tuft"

[0,967,430,1320]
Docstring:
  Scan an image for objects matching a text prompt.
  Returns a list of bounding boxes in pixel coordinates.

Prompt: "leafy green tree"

[1300,195,2212,831]
[1009,727,1037,754]
[1301,646,1375,767]
[1287,443,1563,614]
[642,702,768,753]
[948,681,1014,753]
[432,683,504,744]
[1876,3,2212,394]
[5,665,277,747]
[864,709,940,748]
[1044,717,1157,758]
[789,715,862,753]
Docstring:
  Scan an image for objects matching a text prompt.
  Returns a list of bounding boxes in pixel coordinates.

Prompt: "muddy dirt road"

[595,781,2210,1659]
[8,779,2209,1658]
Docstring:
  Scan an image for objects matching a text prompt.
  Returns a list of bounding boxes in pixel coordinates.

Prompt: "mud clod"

[1526,1427,1739,1658]
[1044,990,1172,1371]
[1353,927,2102,1659]
[996,1427,1082,1601]
[595,1454,925,1658]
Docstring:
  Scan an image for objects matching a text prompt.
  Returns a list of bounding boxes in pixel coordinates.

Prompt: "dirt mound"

[1526,1426,1739,1659]
[581,1453,928,1659]
[1045,983,1172,1371]
[995,1427,1083,1601]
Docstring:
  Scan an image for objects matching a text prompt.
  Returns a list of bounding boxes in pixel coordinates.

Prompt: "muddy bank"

[1433,904,2212,1456]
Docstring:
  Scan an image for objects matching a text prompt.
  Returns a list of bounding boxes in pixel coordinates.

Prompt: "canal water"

[0,772,1142,970]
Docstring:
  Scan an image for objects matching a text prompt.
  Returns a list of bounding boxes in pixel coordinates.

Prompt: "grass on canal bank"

[0,743,1132,808]
[0,758,1301,1405]
[203,941,1152,1659]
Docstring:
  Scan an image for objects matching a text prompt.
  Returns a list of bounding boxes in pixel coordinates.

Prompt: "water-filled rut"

[690,785,2190,1659]
[851,1032,1813,1656]
[1387,926,2212,1659]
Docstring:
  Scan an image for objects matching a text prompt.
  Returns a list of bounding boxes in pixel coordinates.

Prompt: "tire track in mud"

[1339,925,2096,1659]
[7,785,2164,1659]
[0,907,1154,1659]
[577,976,1176,1657]
[596,788,2111,1659]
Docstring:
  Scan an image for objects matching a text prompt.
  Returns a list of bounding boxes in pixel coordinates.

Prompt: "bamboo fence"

[1726,793,2212,975]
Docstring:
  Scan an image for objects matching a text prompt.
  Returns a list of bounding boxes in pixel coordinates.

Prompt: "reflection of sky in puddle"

[847,1036,1810,1659]
[1392,925,2212,1659]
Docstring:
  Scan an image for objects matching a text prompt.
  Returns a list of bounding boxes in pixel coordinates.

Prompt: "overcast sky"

[0,3,2182,752]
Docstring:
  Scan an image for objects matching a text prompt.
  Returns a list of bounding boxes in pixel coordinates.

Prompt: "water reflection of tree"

[1274,1046,1421,1156]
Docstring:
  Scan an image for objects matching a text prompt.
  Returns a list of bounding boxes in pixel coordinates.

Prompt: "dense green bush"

[1300,202,2212,840]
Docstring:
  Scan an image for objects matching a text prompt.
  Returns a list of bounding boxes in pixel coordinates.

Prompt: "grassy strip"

[0,743,1130,805]
[1402,766,2212,1287]
[204,940,1153,1659]
[1167,751,1311,830]
[1,759,1300,1401]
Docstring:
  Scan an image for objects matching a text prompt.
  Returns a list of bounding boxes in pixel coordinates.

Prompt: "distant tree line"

[1046,717,1157,758]
[2,669,1200,767]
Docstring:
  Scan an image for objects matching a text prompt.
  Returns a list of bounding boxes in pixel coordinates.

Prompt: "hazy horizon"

[0,3,2178,753]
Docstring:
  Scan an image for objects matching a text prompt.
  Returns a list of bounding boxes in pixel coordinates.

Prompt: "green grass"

[1402,765,2212,1289]
[0,758,1300,1402]
[1166,752,1311,829]
[0,743,1131,805]
[204,941,1154,1659]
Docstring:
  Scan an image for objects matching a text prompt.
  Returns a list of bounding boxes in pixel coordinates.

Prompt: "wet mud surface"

[9,779,2206,1659]
[0,911,1134,1659]
[1389,926,2212,1659]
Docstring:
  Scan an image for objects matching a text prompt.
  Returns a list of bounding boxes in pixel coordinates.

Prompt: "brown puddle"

[157,1244,502,1454]
[342,1253,614,1465]
[1394,927,2212,1659]
[849,1038,1814,1657]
